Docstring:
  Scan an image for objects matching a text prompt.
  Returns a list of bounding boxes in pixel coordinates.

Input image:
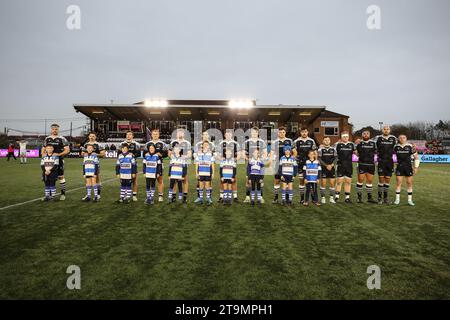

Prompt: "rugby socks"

[97,184,102,195]
[287,189,293,203]
[274,185,280,200]
[120,187,126,199]
[335,191,340,200]
[366,184,373,199]
[86,186,92,198]
[257,190,262,203]
[378,184,384,200]
[93,185,98,198]
[407,188,413,202]
[251,190,255,202]
[330,188,336,197]
[320,187,326,198]
[384,184,390,199]
[281,189,286,202]
[168,188,174,200]
[233,190,238,199]
[345,192,351,200]
[299,185,305,202]
[45,187,50,198]
[183,193,187,202]
[356,183,363,200]
[395,188,401,202]
[219,191,224,200]
[206,188,212,200]
[60,179,66,195]
[197,187,201,199]
[246,186,251,197]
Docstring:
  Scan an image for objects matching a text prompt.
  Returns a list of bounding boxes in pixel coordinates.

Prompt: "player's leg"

[366,173,376,203]
[320,177,327,204]
[244,177,251,203]
[168,179,175,202]
[157,175,164,202]
[232,179,238,202]
[281,181,286,205]
[256,179,262,205]
[84,177,92,201]
[356,169,364,203]
[273,177,281,203]
[304,182,311,206]
[57,158,66,200]
[394,175,403,205]
[378,174,385,203]
[406,176,414,206]
[196,181,201,201]
[287,182,293,204]
[299,176,306,204]
[312,183,319,205]
[49,177,57,200]
[145,178,151,203]
[95,172,102,198]
[335,175,344,202]
[329,178,336,203]
[250,178,256,205]
[219,181,224,203]
[344,177,352,203]
[182,178,188,203]
[132,175,138,201]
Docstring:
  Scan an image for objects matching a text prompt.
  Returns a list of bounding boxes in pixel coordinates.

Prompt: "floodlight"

[145,99,169,108]
[228,99,255,109]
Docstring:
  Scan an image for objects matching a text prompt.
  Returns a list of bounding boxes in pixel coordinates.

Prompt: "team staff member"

[270,127,293,204]
[394,134,420,206]
[292,127,317,204]
[355,130,378,204]
[318,137,337,204]
[242,127,267,203]
[169,128,192,203]
[120,131,141,201]
[216,129,241,202]
[6,143,16,161]
[41,124,70,200]
[82,132,106,199]
[375,125,397,204]
[145,128,168,202]
[334,131,355,204]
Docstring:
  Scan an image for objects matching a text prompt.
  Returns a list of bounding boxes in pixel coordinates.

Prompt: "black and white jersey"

[271,138,293,160]
[145,140,167,158]
[83,142,104,154]
[217,139,240,159]
[394,143,416,166]
[318,146,337,165]
[335,142,356,164]
[293,137,316,162]
[120,140,141,158]
[194,140,215,155]
[43,135,69,155]
[243,138,267,158]
[356,140,377,165]
[170,139,192,157]
[375,135,397,161]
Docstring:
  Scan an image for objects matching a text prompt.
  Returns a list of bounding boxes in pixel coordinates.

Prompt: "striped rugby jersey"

[142,153,161,178]
[169,156,187,180]
[278,155,298,176]
[195,152,215,177]
[303,160,322,183]
[247,158,265,176]
[41,154,59,172]
[220,158,237,179]
[116,153,137,180]
[83,153,99,177]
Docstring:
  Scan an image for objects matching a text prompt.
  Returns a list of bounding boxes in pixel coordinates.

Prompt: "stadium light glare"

[144,99,169,108]
[179,110,191,115]
[228,99,255,109]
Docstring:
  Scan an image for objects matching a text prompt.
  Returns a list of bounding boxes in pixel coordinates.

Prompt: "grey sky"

[1,0,449,134]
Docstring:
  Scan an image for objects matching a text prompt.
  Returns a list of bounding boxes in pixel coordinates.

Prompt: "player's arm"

[413,147,420,174]
[115,158,120,177]
[293,161,298,176]
[142,158,146,174]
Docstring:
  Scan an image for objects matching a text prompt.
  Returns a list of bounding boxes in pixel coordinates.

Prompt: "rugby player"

[194,141,215,205]
[318,137,337,204]
[145,128,168,202]
[242,127,267,203]
[270,127,293,204]
[355,130,378,204]
[41,124,70,200]
[18,140,28,164]
[194,131,215,201]
[82,132,105,200]
[216,129,241,202]
[375,125,397,204]
[169,128,192,203]
[334,131,355,204]
[292,127,317,204]
[393,134,420,206]
[120,131,141,201]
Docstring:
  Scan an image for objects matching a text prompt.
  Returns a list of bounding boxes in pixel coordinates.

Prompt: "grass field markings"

[0,177,118,211]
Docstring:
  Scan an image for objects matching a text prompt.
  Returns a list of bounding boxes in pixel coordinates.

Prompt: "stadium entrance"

[73,99,352,144]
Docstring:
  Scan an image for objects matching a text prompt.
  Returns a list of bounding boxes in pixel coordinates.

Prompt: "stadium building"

[73,99,352,144]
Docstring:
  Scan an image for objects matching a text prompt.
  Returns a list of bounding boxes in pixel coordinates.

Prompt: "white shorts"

[20,151,27,156]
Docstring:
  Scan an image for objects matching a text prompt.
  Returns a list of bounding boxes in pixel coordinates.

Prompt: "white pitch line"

[0,178,117,211]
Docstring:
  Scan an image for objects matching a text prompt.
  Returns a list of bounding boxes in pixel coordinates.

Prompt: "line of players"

[40,124,420,206]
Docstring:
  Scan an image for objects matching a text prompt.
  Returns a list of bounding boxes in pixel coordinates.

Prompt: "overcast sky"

[0,0,449,134]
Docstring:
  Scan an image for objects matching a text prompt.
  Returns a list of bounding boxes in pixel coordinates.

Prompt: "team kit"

[40,124,420,207]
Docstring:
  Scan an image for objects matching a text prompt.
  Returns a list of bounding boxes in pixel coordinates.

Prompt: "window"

[314,127,320,133]
[324,127,339,136]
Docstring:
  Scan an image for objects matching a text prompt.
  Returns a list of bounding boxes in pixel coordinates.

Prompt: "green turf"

[0,158,449,299]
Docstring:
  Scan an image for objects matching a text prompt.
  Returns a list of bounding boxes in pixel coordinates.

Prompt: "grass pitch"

[0,158,449,299]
